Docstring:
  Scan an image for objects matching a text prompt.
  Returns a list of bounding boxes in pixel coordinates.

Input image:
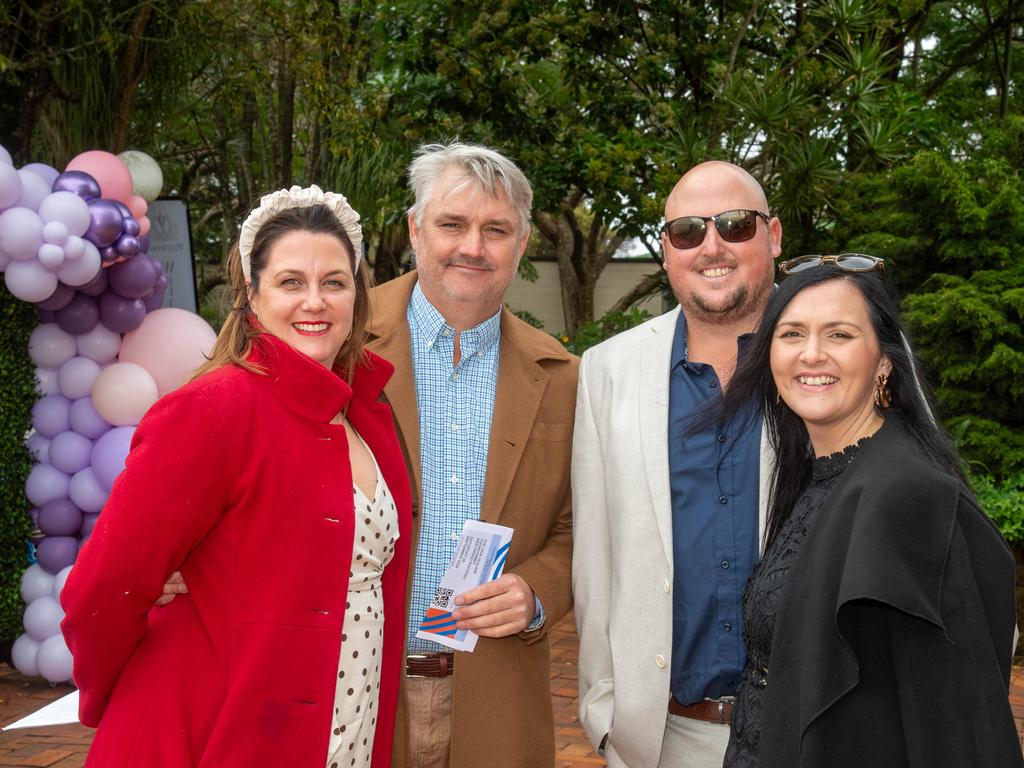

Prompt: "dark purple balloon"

[35,282,75,311]
[100,244,119,263]
[143,287,166,312]
[115,234,140,257]
[155,274,168,290]
[112,201,132,219]
[52,170,101,201]
[35,535,78,574]
[37,498,83,537]
[98,290,146,333]
[122,217,141,237]
[109,253,159,299]
[55,292,99,335]
[79,512,100,539]
[77,267,108,297]
[85,199,124,248]
[138,234,150,253]
[36,308,56,323]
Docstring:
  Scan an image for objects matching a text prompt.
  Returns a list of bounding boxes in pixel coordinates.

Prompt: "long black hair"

[713,265,963,547]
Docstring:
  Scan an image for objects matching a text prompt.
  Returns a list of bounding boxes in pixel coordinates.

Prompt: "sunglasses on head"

[778,253,885,275]
[661,209,771,250]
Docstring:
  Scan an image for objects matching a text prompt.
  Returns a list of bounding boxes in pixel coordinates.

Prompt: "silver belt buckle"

[705,695,737,723]
[405,653,430,678]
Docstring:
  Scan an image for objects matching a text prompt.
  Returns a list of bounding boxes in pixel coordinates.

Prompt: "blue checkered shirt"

[406,284,502,651]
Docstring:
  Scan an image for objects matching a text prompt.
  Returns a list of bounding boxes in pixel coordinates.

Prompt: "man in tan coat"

[367,141,576,767]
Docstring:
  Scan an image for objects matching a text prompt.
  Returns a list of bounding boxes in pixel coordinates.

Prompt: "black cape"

[758,417,1021,768]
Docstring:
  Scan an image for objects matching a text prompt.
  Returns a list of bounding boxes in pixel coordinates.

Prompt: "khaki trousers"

[405,675,453,768]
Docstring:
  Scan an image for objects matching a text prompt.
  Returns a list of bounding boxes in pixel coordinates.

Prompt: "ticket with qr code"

[415,519,514,652]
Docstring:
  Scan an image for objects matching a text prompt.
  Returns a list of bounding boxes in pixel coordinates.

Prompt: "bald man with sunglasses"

[572,161,781,768]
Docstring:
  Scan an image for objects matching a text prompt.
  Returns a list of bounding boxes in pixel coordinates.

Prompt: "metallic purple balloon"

[54,292,99,335]
[85,199,124,248]
[143,286,166,312]
[115,234,140,257]
[112,201,132,219]
[138,234,150,253]
[35,282,74,311]
[122,217,141,237]
[52,171,101,201]
[110,253,159,299]
[37,498,83,537]
[98,290,146,333]
[77,267,108,297]
[35,536,78,574]
[99,244,119,263]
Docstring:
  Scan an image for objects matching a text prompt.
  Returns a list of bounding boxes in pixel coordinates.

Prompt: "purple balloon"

[48,431,94,474]
[91,426,135,490]
[68,466,108,513]
[37,308,56,323]
[85,199,124,248]
[37,498,83,537]
[54,292,99,335]
[22,163,59,187]
[77,267,108,297]
[98,290,146,333]
[35,536,78,574]
[69,396,111,439]
[109,253,159,299]
[122,217,141,237]
[112,201,132,219]
[143,286,166,312]
[26,432,51,461]
[115,234,140,257]
[99,244,118,263]
[80,512,100,539]
[35,282,75,311]
[24,463,70,507]
[138,234,150,253]
[52,170,101,201]
[31,394,71,437]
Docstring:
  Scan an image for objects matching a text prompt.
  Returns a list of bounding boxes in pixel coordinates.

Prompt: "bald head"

[665,161,770,220]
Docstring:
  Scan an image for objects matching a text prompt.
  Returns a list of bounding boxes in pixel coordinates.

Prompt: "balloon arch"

[0,146,215,683]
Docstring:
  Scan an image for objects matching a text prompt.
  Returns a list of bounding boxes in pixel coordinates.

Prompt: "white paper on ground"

[2,689,79,729]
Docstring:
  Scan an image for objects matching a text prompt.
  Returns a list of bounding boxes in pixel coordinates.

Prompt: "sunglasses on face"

[660,209,771,250]
[777,253,885,275]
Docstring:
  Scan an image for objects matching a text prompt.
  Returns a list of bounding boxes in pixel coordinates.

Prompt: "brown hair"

[192,204,373,383]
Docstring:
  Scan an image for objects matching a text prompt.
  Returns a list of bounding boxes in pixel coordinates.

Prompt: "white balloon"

[37,243,65,270]
[42,220,69,245]
[37,633,74,683]
[53,564,73,599]
[29,323,77,369]
[56,239,101,286]
[23,595,64,641]
[4,258,58,302]
[77,322,121,364]
[38,191,91,237]
[16,169,51,211]
[11,633,41,677]
[63,235,85,260]
[20,563,56,603]
[0,145,12,165]
[0,163,22,209]
[118,150,164,202]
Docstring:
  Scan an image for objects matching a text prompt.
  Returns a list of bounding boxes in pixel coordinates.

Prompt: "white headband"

[238,184,363,281]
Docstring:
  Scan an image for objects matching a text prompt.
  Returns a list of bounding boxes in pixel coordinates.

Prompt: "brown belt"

[406,653,455,678]
[668,696,734,724]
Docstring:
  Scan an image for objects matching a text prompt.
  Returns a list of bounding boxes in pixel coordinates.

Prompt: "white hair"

[407,141,533,238]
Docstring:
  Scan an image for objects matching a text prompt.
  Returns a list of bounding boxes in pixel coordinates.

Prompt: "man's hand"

[450,573,535,637]
[155,571,188,607]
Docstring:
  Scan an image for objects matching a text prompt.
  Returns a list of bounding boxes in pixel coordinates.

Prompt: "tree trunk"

[275,42,296,188]
[111,0,154,152]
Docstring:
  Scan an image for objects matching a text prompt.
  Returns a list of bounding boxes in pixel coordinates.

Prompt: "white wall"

[504,260,666,333]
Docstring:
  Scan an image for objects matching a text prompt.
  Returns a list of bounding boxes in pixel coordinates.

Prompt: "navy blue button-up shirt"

[668,311,760,704]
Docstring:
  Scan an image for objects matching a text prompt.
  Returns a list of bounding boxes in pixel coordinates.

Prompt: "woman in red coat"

[61,185,411,768]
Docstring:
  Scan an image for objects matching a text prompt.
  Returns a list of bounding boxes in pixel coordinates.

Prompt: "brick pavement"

[0,612,1021,767]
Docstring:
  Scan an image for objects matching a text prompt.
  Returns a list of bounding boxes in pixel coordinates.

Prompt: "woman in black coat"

[716,255,1021,768]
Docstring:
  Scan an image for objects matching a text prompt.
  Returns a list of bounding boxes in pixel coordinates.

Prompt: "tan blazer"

[366,272,578,768]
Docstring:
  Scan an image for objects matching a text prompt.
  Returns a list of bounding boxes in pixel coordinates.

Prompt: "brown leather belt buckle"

[668,695,735,724]
[406,652,455,678]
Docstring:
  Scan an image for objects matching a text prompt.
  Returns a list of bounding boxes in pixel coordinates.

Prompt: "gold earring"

[874,373,891,410]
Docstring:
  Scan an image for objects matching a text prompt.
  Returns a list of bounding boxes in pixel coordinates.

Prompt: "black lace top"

[723,439,868,768]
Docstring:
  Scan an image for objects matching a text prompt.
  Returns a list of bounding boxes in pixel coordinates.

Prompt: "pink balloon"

[127,194,147,219]
[91,361,159,426]
[119,308,217,396]
[138,215,150,236]
[65,150,133,205]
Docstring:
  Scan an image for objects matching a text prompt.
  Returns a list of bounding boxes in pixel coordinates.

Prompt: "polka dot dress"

[326,448,399,768]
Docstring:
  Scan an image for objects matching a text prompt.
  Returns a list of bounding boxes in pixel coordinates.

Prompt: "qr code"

[433,587,454,608]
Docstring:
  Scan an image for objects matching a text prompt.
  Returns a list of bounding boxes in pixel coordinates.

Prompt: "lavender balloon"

[76,322,121,364]
[37,498,83,536]
[53,170,101,201]
[24,463,70,508]
[37,634,73,683]
[77,265,108,296]
[11,634,41,677]
[85,199,124,248]
[20,564,55,603]
[55,292,99,335]
[35,283,74,311]
[91,426,135,490]
[69,396,112,439]
[99,290,146,333]
[34,366,59,396]
[31,394,71,437]
[110,253,159,299]
[48,431,94,475]
[80,512,100,539]
[16,169,53,211]
[26,432,51,462]
[68,466,108,513]
[57,356,100,400]
[35,538,78,576]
